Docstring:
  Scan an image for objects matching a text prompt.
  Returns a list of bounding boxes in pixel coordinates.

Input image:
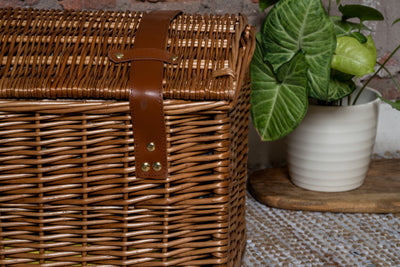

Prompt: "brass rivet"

[147,142,156,152]
[115,52,124,59]
[141,162,151,172]
[153,162,162,172]
[171,55,179,62]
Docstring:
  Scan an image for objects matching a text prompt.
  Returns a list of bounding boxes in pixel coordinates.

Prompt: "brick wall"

[0,0,260,20]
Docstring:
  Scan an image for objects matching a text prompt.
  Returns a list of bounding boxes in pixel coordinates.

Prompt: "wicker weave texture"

[0,83,250,266]
[0,7,255,267]
[0,8,251,102]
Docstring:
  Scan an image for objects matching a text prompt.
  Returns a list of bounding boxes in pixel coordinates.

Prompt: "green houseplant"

[250,0,400,191]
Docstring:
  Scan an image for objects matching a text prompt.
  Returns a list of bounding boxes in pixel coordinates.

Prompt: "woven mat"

[243,192,400,266]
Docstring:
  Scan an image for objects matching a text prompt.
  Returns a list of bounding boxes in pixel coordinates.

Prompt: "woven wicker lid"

[0,8,254,101]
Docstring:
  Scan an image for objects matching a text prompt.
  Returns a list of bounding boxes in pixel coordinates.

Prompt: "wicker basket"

[0,8,255,266]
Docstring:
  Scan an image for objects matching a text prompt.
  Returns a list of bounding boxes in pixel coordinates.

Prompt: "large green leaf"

[339,4,384,22]
[328,77,355,102]
[260,0,336,102]
[250,39,308,141]
[331,35,377,77]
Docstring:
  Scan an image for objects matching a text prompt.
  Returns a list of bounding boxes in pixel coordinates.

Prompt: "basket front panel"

[0,99,234,266]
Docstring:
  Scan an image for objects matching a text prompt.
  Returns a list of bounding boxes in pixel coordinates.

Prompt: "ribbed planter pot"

[287,87,380,192]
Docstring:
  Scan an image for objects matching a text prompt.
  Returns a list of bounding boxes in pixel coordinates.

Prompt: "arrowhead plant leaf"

[339,4,384,22]
[250,0,393,141]
[328,76,355,101]
[250,38,308,141]
[331,35,377,77]
[260,0,337,102]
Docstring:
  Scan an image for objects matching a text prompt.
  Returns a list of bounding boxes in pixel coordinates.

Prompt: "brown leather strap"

[110,10,181,179]
[108,48,181,64]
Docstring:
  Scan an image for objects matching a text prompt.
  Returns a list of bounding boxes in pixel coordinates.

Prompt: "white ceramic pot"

[286,87,380,192]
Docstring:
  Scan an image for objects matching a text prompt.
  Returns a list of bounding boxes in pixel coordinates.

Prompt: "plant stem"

[328,0,332,16]
[377,62,400,89]
[352,43,400,105]
[358,19,364,33]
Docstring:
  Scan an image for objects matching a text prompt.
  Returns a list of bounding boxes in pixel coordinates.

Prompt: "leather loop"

[128,10,182,179]
[108,48,181,64]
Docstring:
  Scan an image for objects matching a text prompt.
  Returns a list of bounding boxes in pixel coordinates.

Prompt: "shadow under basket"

[0,8,255,266]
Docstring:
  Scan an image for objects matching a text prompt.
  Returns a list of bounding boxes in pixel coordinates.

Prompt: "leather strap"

[108,48,181,64]
[109,10,181,179]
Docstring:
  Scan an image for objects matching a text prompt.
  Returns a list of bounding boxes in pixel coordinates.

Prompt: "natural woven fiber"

[0,8,255,266]
[0,8,252,102]
[244,193,400,266]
